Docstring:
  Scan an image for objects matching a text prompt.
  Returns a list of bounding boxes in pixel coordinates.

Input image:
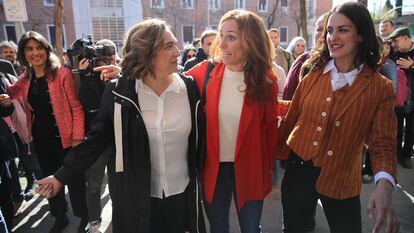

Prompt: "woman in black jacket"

[36,19,205,233]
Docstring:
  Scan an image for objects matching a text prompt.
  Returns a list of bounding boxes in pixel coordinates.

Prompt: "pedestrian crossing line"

[12,196,49,231]
[397,184,414,204]
[31,211,49,228]
[100,184,112,233]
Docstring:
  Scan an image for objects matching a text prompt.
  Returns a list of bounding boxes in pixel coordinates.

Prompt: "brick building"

[0,0,76,49]
[142,0,332,49]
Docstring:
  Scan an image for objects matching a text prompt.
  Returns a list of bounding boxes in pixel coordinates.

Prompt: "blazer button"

[326,97,332,102]
[335,121,340,127]
[313,141,318,146]
[317,127,322,131]
[327,150,333,156]
[321,112,327,117]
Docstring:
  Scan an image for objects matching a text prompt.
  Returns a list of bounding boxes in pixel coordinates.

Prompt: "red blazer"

[8,67,85,149]
[185,61,286,208]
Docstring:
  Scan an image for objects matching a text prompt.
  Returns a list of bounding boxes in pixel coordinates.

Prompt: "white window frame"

[211,0,220,10]
[280,0,288,13]
[181,0,193,9]
[258,0,268,12]
[235,0,245,9]
[43,0,54,7]
[279,26,288,45]
[3,24,16,42]
[150,0,164,9]
[47,24,67,49]
[182,25,195,45]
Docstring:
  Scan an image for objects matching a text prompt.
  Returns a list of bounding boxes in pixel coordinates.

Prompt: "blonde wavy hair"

[210,10,275,103]
[121,19,167,80]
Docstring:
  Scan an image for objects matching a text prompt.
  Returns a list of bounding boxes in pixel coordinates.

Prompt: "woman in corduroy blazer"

[277,2,400,233]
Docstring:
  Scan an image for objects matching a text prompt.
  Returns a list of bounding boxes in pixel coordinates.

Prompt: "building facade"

[142,0,332,49]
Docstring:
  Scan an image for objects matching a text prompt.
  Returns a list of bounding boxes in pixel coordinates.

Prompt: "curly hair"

[121,19,167,80]
[304,2,379,72]
[17,31,60,79]
[210,10,275,103]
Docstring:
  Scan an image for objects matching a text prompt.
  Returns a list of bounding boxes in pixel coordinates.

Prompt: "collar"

[323,59,363,86]
[135,73,185,95]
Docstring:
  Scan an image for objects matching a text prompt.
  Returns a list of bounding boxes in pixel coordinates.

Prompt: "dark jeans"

[150,186,189,233]
[281,153,362,233]
[204,163,263,233]
[396,107,414,159]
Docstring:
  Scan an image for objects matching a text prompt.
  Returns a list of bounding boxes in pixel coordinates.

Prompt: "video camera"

[67,35,115,73]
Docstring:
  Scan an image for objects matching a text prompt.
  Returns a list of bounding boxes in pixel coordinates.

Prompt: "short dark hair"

[305,2,379,71]
[380,19,395,27]
[200,30,217,45]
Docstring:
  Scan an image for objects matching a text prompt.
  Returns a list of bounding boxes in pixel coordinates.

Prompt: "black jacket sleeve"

[54,81,115,184]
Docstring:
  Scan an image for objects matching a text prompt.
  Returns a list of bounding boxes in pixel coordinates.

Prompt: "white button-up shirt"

[136,74,191,198]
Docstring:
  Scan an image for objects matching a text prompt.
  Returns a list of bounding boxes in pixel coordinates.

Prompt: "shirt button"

[317,127,322,131]
[326,97,331,102]
[321,112,327,117]
[327,150,333,156]
[335,121,340,127]
[313,141,318,146]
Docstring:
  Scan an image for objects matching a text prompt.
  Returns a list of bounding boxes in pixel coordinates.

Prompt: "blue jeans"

[0,208,8,233]
[204,163,263,233]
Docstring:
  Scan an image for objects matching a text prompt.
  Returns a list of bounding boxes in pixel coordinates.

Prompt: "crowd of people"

[0,2,412,233]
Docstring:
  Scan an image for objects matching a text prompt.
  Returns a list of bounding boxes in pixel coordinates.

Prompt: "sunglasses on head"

[186,54,195,59]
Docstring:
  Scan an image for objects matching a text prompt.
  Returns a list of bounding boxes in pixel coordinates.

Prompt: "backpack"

[395,68,409,108]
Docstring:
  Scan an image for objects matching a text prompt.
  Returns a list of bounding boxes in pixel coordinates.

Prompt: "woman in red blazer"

[185,10,287,233]
[7,31,88,233]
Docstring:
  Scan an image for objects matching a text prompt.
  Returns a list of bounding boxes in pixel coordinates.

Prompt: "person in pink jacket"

[6,31,88,233]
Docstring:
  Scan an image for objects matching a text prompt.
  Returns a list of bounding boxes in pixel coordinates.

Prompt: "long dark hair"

[17,31,60,79]
[304,2,379,71]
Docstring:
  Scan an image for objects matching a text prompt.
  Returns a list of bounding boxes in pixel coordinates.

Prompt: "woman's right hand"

[79,58,90,71]
[35,176,63,198]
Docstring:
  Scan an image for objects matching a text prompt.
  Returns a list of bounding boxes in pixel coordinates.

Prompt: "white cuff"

[374,171,396,189]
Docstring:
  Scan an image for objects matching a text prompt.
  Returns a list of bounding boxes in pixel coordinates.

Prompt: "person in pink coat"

[6,31,88,233]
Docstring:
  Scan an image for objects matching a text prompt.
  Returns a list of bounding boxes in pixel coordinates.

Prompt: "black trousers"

[396,107,414,159]
[150,186,189,233]
[281,153,362,233]
[33,136,88,218]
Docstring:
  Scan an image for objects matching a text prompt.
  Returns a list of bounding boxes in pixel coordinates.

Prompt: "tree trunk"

[299,0,308,42]
[54,0,63,63]
[267,0,280,29]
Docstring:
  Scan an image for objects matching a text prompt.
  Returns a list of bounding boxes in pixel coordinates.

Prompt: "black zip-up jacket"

[55,73,206,233]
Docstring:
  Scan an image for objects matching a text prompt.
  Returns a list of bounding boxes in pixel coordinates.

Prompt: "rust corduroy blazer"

[277,64,397,200]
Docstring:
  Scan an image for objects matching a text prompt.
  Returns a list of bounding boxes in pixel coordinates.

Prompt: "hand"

[367,179,400,233]
[72,139,82,147]
[35,176,63,198]
[79,58,90,71]
[0,94,12,107]
[396,57,414,70]
[93,64,121,81]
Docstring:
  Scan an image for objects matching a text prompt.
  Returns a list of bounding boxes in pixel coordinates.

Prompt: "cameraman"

[77,39,118,233]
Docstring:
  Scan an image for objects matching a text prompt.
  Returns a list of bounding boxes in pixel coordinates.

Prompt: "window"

[92,17,125,48]
[182,0,193,8]
[44,0,54,6]
[279,26,288,44]
[151,0,164,8]
[211,0,220,10]
[235,0,245,9]
[280,0,288,13]
[47,25,66,49]
[4,25,17,43]
[182,25,194,44]
[258,0,267,12]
